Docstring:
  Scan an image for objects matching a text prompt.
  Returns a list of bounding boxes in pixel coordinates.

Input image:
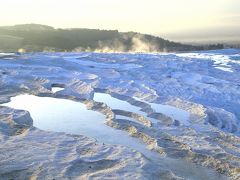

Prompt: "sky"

[0,0,239,42]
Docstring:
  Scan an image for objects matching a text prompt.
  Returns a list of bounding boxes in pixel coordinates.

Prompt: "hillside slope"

[0,24,223,52]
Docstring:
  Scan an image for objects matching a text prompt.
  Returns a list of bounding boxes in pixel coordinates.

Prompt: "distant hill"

[0,24,224,53]
[0,24,54,31]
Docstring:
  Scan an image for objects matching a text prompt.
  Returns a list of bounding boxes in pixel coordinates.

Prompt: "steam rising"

[73,33,162,53]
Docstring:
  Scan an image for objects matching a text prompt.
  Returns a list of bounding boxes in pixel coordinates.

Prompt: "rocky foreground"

[0,49,240,179]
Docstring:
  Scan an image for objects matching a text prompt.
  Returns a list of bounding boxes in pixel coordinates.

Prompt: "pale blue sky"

[0,0,239,41]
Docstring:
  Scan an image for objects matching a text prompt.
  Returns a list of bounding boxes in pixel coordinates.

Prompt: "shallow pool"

[94,93,190,126]
[2,94,227,180]
[2,94,154,157]
[94,93,159,123]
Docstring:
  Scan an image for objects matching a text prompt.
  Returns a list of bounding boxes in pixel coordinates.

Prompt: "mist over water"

[73,33,163,53]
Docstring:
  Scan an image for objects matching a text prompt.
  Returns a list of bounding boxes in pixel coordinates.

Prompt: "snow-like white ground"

[0,49,240,179]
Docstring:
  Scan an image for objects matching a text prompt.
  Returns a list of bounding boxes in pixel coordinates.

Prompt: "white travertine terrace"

[0,49,240,179]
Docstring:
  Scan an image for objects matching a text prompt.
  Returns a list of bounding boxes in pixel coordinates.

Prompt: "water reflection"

[51,87,64,93]
[148,102,190,126]
[94,93,190,126]
[2,94,151,156]
[1,94,226,180]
